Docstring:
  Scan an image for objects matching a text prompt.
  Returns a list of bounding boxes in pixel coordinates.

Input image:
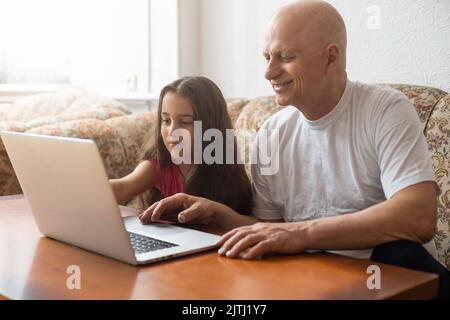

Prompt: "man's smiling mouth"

[273,80,294,92]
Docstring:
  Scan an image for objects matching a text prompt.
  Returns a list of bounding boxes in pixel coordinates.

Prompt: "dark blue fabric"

[371,240,449,299]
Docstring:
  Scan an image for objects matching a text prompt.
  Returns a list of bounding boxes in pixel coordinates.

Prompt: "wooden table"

[0,195,438,300]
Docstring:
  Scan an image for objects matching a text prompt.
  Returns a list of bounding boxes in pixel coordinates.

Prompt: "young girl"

[110,76,252,221]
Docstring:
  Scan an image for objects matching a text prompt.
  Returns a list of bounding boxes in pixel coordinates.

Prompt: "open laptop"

[1,131,220,265]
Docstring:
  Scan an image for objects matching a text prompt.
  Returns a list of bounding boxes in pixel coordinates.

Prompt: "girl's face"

[160,92,195,161]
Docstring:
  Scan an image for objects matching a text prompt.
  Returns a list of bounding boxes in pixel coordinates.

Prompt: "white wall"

[199,0,450,98]
[200,0,282,98]
[334,0,450,91]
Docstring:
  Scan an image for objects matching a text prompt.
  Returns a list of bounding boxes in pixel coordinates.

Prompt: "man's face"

[263,21,325,108]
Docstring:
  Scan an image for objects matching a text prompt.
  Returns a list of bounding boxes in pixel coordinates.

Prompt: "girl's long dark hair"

[140,76,253,215]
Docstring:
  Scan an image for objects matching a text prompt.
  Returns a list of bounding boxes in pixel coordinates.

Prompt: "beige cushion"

[0,88,89,122]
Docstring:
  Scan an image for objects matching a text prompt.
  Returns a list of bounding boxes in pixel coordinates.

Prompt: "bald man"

[140,0,449,298]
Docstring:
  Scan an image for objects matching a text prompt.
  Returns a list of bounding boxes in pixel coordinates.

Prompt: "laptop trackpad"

[124,216,187,236]
[133,224,187,237]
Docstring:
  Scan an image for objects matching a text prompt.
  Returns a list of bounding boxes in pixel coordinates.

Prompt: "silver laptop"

[1,131,220,265]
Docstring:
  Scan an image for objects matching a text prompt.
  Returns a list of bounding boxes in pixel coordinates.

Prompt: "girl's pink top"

[148,159,185,197]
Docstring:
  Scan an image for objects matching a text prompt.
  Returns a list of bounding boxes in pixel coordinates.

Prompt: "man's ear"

[325,43,340,74]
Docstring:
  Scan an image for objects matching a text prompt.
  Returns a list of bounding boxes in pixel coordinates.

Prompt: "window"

[0,0,150,93]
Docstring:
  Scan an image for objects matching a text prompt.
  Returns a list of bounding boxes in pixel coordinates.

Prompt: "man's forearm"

[295,183,437,251]
[297,208,395,251]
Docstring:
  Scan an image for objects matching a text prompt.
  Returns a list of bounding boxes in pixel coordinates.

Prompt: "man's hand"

[217,222,306,259]
[139,193,215,225]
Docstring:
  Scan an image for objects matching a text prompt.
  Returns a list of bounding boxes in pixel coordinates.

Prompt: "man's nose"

[264,58,281,81]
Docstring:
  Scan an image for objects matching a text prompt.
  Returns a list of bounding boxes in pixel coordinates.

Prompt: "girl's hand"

[139,193,216,225]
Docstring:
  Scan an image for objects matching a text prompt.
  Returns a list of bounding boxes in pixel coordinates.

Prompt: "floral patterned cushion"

[0,89,132,128]
[0,138,22,196]
[379,84,447,131]
[226,98,250,126]
[425,94,450,269]
[0,121,31,133]
[234,96,284,131]
[0,88,89,122]
[26,108,130,129]
[105,112,156,176]
[66,96,132,115]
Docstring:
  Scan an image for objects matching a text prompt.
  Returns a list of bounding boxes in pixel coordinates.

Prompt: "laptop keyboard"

[128,232,178,255]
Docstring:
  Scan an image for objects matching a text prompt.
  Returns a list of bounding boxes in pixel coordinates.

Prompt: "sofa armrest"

[424,94,450,269]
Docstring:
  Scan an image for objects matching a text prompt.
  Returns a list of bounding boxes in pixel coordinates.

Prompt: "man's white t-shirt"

[251,79,438,260]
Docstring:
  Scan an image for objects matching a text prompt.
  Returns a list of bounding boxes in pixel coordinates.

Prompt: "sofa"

[1,84,449,270]
[0,89,155,196]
